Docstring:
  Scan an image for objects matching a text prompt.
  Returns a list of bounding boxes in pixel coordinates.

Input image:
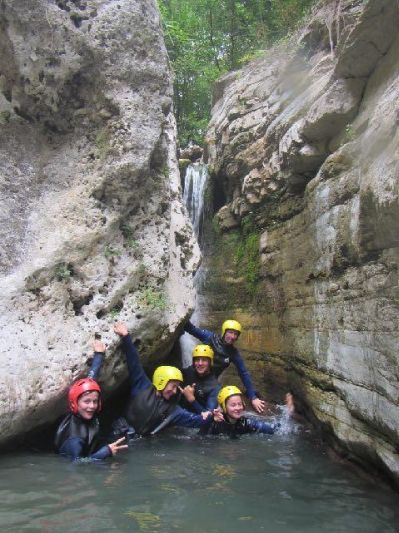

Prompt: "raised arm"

[231,351,265,413]
[87,338,106,380]
[231,351,256,400]
[184,320,213,344]
[114,322,152,397]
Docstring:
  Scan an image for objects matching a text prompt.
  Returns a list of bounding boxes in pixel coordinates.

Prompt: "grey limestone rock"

[206,0,399,487]
[0,0,200,444]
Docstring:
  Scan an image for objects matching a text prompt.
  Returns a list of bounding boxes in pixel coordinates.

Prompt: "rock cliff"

[205,0,399,486]
[0,0,199,444]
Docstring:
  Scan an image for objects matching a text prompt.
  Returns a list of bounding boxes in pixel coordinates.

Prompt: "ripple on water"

[0,428,398,532]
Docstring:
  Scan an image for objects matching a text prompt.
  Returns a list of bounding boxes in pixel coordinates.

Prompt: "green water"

[0,417,398,532]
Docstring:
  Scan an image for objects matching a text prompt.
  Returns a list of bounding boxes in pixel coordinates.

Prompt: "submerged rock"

[0,0,199,444]
[205,0,399,487]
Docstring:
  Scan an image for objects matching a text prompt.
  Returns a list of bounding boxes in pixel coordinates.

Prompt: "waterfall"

[183,162,209,244]
[180,162,209,367]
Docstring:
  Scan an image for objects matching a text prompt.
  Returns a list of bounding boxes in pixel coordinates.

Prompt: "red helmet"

[68,378,102,414]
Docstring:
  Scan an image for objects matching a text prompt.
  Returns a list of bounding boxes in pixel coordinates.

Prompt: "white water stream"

[182,162,209,245]
[180,162,209,366]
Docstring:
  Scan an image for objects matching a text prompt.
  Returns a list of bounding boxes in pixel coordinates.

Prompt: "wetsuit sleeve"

[245,417,275,434]
[184,321,213,344]
[190,400,206,414]
[59,437,112,462]
[170,405,210,428]
[205,383,221,411]
[87,352,104,380]
[121,334,152,397]
[231,351,257,400]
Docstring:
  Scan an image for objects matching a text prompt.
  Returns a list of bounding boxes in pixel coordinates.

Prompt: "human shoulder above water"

[201,385,295,437]
[113,322,222,437]
[55,336,128,461]
[180,343,221,415]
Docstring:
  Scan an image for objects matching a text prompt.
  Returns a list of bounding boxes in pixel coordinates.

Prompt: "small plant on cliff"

[95,128,111,158]
[109,303,123,319]
[104,245,121,259]
[162,166,170,178]
[340,123,355,146]
[138,287,168,311]
[235,233,260,294]
[234,214,261,296]
[121,223,140,250]
[54,263,73,281]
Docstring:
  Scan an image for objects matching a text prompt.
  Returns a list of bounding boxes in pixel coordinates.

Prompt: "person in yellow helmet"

[113,323,220,437]
[184,319,266,414]
[200,385,277,437]
[180,344,221,414]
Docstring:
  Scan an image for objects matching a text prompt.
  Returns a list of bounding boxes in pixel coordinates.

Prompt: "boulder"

[0,0,200,444]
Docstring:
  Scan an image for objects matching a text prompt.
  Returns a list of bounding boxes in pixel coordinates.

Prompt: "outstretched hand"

[251,398,265,414]
[114,322,129,337]
[108,437,128,456]
[93,339,106,353]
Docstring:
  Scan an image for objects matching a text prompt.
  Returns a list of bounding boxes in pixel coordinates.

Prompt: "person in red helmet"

[55,337,127,461]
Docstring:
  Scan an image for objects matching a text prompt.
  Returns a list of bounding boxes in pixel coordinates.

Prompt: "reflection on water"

[0,419,398,532]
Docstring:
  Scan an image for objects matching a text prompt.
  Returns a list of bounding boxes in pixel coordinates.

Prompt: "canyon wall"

[0,0,199,444]
[205,0,399,486]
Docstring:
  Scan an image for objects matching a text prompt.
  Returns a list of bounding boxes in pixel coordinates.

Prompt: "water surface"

[0,417,398,532]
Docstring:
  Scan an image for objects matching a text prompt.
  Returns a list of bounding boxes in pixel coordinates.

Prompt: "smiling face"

[77,391,100,420]
[161,379,181,401]
[194,356,211,376]
[225,394,244,421]
[223,329,240,345]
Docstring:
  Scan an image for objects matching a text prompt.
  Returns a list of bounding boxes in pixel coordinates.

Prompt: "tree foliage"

[158,0,316,146]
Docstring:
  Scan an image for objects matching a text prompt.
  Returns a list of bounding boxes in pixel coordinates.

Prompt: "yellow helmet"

[218,385,243,412]
[192,344,214,362]
[152,366,183,391]
[222,319,242,337]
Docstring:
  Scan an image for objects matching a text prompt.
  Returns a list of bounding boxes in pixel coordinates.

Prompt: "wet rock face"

[0,0,199,444]
[206,0,399,486]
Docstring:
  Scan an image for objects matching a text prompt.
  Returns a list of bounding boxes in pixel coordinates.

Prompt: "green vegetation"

[210,215,261,296]
[341,123,355,145]
[54,263,72,281]
[95,128,111,158]
[235,232,260,291]
[158,0,316,144]
[138,287,168,311]
[109,303,123,320]
[104,245,121,258]
[121,223,140,250]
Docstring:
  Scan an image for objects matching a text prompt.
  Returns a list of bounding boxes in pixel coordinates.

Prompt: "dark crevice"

[71,293,93,316]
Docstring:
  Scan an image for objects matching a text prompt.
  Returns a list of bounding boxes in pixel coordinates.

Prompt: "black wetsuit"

[200,416,276,437]
[120,334,211,436]
[184,321,258,401]
[54,412,110,460]
[54,352,111,461]
[182,365,220,413]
